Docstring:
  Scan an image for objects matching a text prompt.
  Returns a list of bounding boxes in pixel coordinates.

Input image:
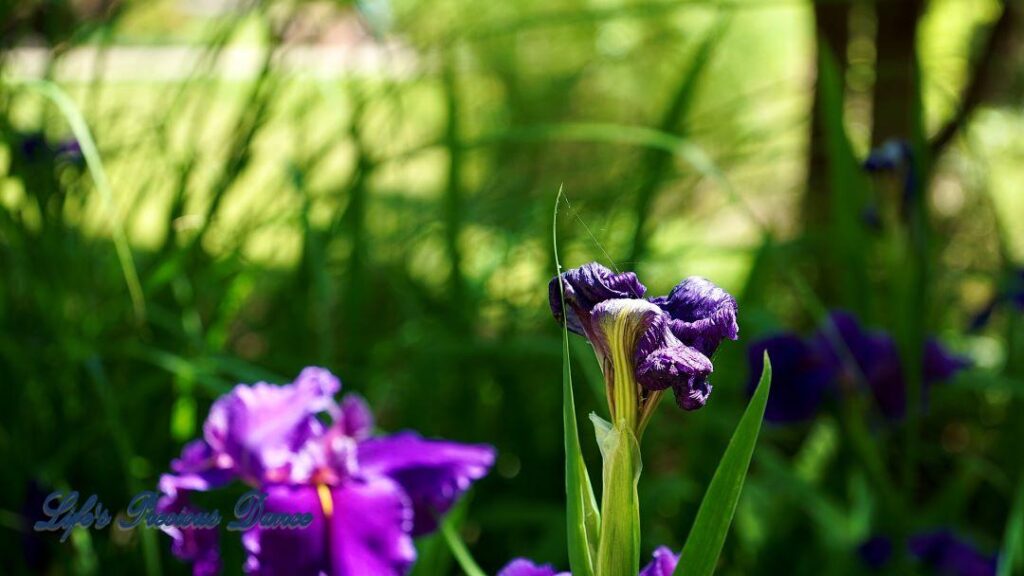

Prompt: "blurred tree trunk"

[871,0,924,145]
[803,1,850,299]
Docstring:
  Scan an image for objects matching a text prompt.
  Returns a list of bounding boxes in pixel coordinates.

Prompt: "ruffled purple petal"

[650,277,739,357]
[241,485,326,576]
[159,440,236,496]
[341,394,375,440]
[549,262,647,335]
[749,334,838,423]
[909,530,997,576]
[630,307,715,410]
[202,367,340,483]
[357,432,495,535]
[242,479,416,576]
[497,559,570,576]
[329,477,417,576]
[639,546,680,576]
[157,492,221,576]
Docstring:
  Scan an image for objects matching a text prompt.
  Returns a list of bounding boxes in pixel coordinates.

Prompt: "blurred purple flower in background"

[909,530,998,576]
[970,268,1024,330]
[499,546,679,576]
[747,334,836,423]
[857,535,893,569]
[549,262,738,413]
[14,131,83,166]
[864,138,917,219]
[859,531,997,576]
[158,367,495,576]
[749,311,969,422]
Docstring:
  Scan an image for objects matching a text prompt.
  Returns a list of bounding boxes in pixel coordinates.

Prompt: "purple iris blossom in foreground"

[158,367,495,576]
[500,546,679,576]
[549,262,738,419]
[859,531,996,576]
[748,312,969,422]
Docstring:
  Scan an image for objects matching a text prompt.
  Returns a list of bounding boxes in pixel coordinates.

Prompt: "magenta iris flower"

[158,367,495,575]
[549,262,738,412]
[500,546,679,576]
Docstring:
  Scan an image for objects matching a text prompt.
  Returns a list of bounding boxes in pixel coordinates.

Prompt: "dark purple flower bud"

[748,334,837,423]
[549,264,738,422]
[650,277,739,357]
[549,262,647,335]
[909,530,997,576]
[858,536,893,569]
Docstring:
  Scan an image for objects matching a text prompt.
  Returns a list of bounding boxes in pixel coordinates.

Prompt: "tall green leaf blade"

[998,474,1024,576]
[674,354,772,576]
[553,189,600,576]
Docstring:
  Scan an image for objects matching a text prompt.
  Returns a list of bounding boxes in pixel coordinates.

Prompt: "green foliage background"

[1,0,1023,574]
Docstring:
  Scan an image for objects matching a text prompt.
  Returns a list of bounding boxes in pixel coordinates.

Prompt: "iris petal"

[157,491,221,576]
[651,277,739,357]
[328,477,417,576]
[639,546,680,576]
[202,367,341,483]
[549,262,647,335]
[497,559,571,576]
[357,432,495,535]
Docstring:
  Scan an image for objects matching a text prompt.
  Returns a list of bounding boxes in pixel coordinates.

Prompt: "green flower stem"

[592,415,642,576]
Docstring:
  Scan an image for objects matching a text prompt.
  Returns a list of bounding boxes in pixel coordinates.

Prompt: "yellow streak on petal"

[317,483,334,519]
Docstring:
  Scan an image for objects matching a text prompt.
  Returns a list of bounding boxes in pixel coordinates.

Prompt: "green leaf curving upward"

[675,353,772,576]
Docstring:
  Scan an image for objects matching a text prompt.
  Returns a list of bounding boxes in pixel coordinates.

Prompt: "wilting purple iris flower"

[748,312,968,422]
[500,546,679,576]
[859,531,996,575]
[549,263,738,421]
[158,367,495,576]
